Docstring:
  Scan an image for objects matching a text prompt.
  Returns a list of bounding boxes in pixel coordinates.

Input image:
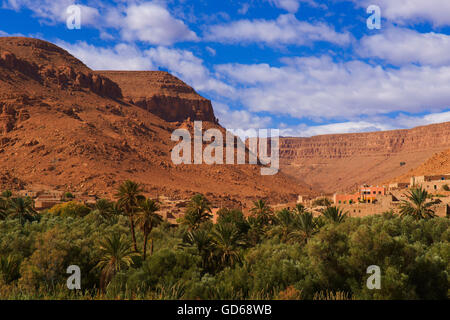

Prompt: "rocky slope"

[388,148,450,183]
[279,122,450,193]
[98,71,217,123]
[0,37,311,207]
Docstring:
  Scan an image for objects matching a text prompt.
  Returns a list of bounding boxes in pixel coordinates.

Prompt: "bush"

[312,198,332,207]
[48,201,90,218]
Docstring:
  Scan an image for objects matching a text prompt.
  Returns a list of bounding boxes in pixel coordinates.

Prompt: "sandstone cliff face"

[99,71,217,123]
[280,122,450,193]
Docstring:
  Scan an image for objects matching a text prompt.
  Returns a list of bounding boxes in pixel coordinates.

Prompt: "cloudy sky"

[1,0,450,136]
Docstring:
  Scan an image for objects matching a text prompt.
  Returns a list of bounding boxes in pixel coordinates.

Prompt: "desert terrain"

[0,37,312,208]
[2,37,450,206]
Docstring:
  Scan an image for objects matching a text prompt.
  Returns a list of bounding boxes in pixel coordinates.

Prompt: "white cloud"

[215,55,450,121]
[57,40,234,97]
[393,111,450,128]
[205,14,351,46]
[280,121,394,137]
[266,0,322,13]
[205,46,216,56]
[213,101,272,130]
[2,0,100,27]
[350,0,450,26]
[358,28,450,66]
[0,30,25,37]
[3,1,197,45]
[144,46,235,96]
[279,110,450,137]
[56,41,155,70]
[121,3,198,45]
[238,3,250,15]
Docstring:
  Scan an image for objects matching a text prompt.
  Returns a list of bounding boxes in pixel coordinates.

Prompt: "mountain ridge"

[279,121,450,193]
[0,36,312,207]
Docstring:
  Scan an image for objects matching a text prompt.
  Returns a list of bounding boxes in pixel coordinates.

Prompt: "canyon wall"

[280,122,450,193]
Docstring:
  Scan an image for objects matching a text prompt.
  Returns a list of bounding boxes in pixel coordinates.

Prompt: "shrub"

[48,201,90,218]
[312,198,332,207]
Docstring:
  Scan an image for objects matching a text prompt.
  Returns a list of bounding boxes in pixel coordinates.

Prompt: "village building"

[388,182,410,191]
[410,174,450,191]
[334,185,386,205]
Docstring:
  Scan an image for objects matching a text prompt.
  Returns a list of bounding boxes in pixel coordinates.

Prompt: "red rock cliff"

[279,122,450,193]
[98,71,217,123]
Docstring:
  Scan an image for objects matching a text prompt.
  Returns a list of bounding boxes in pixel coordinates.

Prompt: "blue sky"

[2,0,450,136]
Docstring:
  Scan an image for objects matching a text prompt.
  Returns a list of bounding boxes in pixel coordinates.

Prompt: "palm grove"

[0,182,448,299]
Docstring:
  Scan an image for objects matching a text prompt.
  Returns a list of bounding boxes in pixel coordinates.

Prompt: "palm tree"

[322,206,348,223]
[0,190,13,220]
[0,198,8,220]
[136,198,163,260]
[96,233,137,291]
[115,180,144,252]
[293,203,306,214]
[272,208,295,242]
[93,199,114,219]
[399,187,436,220]
[211,223,245,268]
[184,229,214,270]
[182,194,212,230]
[290,212,319,244]
[8,197,37,225]
[0,255,20,284]
[1,190,12,201]
[250,199,274,227]
[110,202,124,216]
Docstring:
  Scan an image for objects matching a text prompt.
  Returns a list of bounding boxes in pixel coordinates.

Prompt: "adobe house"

[388,182,410,191]
[334,185,387,204]
[34,198,62,210]
[333,192,360,205]
[410,174,450,192]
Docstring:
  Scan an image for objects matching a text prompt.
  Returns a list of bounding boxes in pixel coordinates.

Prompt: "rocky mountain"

[99,71,217,123]
[0,37,312,207]
[279,122,450,193]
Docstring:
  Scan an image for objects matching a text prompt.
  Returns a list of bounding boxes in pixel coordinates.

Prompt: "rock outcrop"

[99,71,217,123]
[388,148,450,183]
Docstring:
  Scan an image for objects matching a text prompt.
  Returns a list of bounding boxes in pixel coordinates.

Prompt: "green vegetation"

[400,187,437,220]
[0,182,448,300]
[312,197,332,207]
